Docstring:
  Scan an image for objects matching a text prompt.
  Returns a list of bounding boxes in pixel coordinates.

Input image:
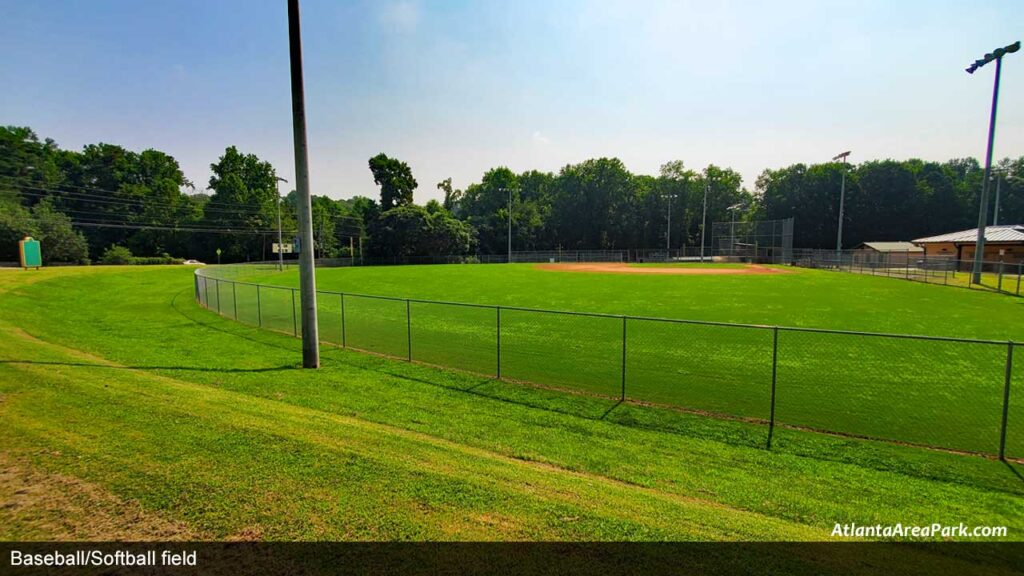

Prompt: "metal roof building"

[855,241,923,253]
[913,225,1024,244]
[912,225,1024,264]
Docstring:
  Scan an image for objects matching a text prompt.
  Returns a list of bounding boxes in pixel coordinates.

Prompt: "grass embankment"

[0,266,1022,555]
[229,265,1024,456]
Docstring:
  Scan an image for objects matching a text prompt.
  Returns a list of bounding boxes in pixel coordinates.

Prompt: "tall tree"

[368,153,417,210]
[206,146,279,262]
[459,167,519,253]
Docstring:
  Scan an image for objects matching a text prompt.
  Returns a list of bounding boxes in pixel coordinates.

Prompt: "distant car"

[182,259,205,265]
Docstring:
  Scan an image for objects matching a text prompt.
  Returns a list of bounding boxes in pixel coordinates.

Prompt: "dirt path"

[534,262,793,275]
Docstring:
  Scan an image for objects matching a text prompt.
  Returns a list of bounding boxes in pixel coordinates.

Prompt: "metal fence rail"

[794,249,1024,297]
[194,266,1023,460]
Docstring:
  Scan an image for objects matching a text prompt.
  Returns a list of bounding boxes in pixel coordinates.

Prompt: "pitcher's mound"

[534,263,793,275]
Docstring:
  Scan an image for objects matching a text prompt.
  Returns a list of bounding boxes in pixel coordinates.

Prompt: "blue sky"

[1,0,1022,202]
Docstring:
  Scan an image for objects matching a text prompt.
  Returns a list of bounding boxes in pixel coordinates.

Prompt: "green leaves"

[369,153,417,210]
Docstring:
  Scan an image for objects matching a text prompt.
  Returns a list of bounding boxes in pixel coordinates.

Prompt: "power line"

[0,174,274,211]
[14,186,271,218]
[9,182,367,226]
[1,174,369,222]
[18,202,361,236]
[18,215,293,235]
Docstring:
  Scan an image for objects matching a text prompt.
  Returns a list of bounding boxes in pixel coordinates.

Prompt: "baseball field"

[214,262,1024,457]
[1,263,1022,551]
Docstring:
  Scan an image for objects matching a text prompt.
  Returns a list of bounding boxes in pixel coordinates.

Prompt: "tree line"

[1,125,1021,264]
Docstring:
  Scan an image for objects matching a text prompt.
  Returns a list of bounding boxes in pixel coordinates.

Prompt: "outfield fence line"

[794,249,1024,297]
[193,265,1024,461]
[236,244,790,268]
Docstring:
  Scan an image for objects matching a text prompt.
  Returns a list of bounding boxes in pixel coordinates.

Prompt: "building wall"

[852,249,922,266]
[920,243,958,259]
[920,242,1024,264]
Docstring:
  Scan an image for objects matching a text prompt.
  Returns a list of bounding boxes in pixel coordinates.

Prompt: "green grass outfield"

[2,266,1024,554]
[223,263,1024,457]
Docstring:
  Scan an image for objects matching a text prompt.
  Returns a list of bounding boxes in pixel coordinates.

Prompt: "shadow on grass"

[176,285,1024,493]
[0,360,296,373]
[1004,460,1024,484]
[316,349,1024,494]
[171,289,302,355]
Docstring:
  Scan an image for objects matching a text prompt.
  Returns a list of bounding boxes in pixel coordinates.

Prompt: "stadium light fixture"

[832,151,851,261]
[966,40,1019,284]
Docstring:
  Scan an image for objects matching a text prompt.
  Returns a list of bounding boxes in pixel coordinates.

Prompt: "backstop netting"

[711,217,794,263]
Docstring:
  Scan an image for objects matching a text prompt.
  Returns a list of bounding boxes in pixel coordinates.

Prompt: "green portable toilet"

[19,236,41,269]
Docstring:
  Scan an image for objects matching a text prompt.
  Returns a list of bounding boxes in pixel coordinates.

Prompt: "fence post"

[620,316,627,401]
[998,260,1004,292]
[1018,262,1022,296]
[496,306,502,379]
[340,293,346,347]
[232,282,238,320]
[1000,341,1014,460]
[257,284,262,327]
[216,279,221,314]
[767,326,779,449]
[291,289,298,336]
[194,275,199,302]
[406,299,412,361]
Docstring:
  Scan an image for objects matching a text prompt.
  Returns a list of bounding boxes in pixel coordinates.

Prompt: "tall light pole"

[966,40,1020,284]
[992,171,1003,226]
[700,180,708,262]
[505,186,512,263]
[666,193,672,255]
[727,202,746,257]
[288,0,319,368]
[275,176,287,271]
[832,150,851,262]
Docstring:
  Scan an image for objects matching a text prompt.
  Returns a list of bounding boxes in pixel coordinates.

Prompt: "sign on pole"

[19,236,42,269]
[273,243,295,254]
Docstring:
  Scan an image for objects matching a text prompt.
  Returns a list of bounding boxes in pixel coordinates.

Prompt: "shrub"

[129,256,185,265]
[100,245,133,265]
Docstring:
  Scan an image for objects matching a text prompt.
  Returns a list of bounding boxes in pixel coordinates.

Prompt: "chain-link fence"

[794,249,1024,296]
[711,217,794,263]
[248,241,788,268]
[194,266,1022,460]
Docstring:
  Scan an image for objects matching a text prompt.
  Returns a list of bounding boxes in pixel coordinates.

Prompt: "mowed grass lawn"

[229,264,1024,456]
[1,266,1023,556]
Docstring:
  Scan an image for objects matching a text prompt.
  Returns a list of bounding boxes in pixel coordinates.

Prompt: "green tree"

[549,158,636,249]
[437,178,463,214]
[205,146,280,262]
[459,167,519,253]
[32,200,89,263]
[0,196,35,261]
[368,153,417,210]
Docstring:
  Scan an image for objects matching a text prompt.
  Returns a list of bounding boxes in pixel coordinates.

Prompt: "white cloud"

[532,131,550,146]
[379,1,419,34]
